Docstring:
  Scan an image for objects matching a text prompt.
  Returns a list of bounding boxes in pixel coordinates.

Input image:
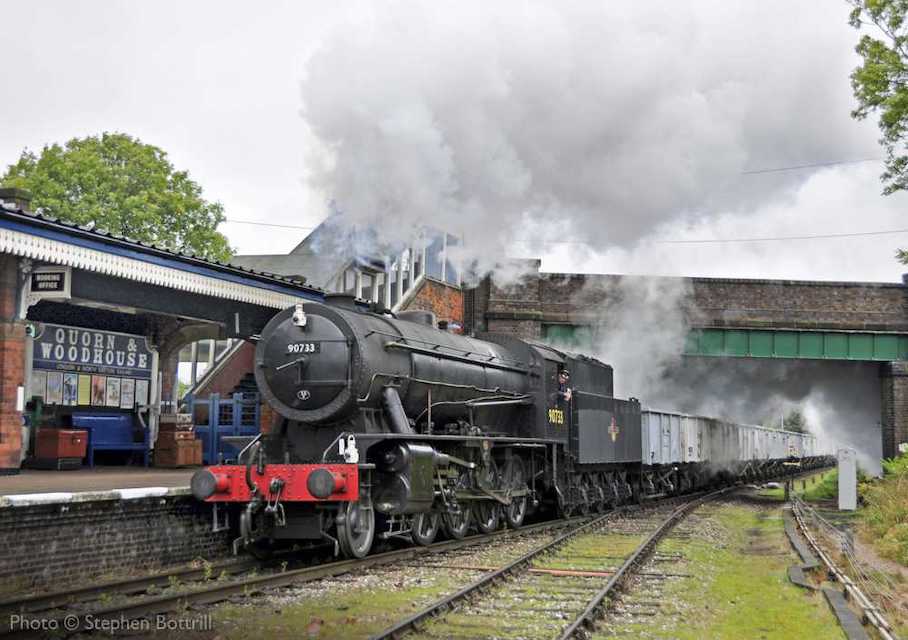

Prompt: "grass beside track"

[596,497,844,640]
[860,453,908,566]
[212,572,464,639]
[205,527,563,639]
[757,469,837,502]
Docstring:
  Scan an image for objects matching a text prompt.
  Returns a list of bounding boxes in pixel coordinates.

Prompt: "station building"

[0,188,327,473]
[0,190,464,474]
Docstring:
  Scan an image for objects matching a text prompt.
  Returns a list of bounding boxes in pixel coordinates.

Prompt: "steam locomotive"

[190,294,824,558]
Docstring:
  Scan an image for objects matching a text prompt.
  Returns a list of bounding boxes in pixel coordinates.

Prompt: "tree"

[2,133,232,262]
[783,409,807,434]
[850,1,908,198]
[762,408,808,433]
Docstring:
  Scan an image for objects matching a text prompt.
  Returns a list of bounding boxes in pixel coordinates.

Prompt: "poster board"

[28,323,155,410]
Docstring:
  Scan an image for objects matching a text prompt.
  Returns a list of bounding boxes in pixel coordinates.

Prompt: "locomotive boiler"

[191,295,825,558]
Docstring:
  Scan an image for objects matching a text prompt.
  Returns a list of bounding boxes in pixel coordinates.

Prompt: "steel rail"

[0,516,586,638]
[791,497,896,640]
[556,488,727,640]
[368,494,701,640]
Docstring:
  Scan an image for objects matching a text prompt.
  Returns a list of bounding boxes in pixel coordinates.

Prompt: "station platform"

[0,466,229,591]
[0,467,193,499]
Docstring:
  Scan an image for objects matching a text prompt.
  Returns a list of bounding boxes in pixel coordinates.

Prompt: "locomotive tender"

[191,295,824,557]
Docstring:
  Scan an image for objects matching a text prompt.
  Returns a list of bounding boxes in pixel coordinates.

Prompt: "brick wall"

[475,263,908,332]
[0,256,24,471]
[487,317,542,340]
[880,361,908,458]
[403,277,464,325]
[0,495,231,589]
[688,278,908,331]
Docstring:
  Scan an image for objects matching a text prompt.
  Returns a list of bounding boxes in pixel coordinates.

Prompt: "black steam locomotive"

[190,295,819,558]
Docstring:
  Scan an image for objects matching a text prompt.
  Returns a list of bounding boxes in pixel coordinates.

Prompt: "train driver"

[557,369,572,405]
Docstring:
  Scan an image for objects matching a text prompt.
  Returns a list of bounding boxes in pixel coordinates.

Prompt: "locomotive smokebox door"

[254,304,355,424]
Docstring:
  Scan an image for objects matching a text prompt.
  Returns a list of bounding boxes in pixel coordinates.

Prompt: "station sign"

[29,323,154,408]
[28,266,71,299]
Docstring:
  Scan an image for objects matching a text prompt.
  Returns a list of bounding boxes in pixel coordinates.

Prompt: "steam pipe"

[382,387,414,434]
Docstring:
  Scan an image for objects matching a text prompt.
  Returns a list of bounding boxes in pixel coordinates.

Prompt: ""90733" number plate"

[287,342,321,354]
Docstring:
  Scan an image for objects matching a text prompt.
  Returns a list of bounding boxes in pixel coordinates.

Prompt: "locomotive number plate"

[287,342,321,354]
[547,408,565,425]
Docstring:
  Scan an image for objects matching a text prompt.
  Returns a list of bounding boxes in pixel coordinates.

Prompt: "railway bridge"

[465,262,908,459]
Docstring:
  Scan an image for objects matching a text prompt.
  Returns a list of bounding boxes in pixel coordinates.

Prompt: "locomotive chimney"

[325,292,359,310]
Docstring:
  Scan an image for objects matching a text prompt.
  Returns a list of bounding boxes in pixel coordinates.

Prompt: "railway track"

[0,515,587,638]
[2,474,817,638]
[370,490,723,640]
[791,496,897,640]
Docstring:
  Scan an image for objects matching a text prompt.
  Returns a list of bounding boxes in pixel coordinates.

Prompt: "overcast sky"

[3,1,906,282]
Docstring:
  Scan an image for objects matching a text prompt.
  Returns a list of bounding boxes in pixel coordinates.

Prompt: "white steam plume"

[575,276,693,400]
[298,2,874,277]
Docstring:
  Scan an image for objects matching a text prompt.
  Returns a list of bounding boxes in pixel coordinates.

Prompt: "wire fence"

[792,496,900,639]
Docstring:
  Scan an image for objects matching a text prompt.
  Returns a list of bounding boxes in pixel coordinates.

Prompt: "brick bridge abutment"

[880,362,908,458]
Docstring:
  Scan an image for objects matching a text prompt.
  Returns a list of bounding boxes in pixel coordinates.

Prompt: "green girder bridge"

[683,328,908,361]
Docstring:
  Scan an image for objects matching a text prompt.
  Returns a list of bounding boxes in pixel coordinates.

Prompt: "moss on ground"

[209,573,462,639]
[533,533,642,571]
[595,501,845,640]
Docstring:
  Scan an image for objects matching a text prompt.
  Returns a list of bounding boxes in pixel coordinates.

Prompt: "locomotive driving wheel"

[503,457,528,529]
[336,494,375,559]
[442,467,472,539]
[473,462,502,533]
[473,498,501,533]
[411,511,440,546]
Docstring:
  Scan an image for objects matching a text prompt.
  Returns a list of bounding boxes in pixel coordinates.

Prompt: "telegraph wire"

[224,218,318,230]
[652,228,908,244]
[740,157,881,175]
[541,228,908,246]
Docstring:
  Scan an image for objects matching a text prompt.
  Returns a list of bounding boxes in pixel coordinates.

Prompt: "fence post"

[232,393,242,435]
[209,393,219,464]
